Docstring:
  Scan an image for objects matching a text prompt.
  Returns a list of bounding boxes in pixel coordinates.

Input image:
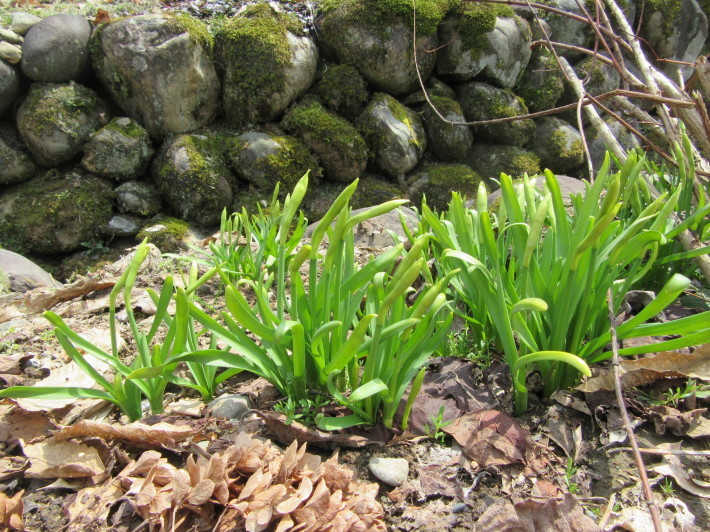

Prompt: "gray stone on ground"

[11,13,41,35]
[0,60,20,116]
[282,99,367,183]
[0,249,62,292]
[368,457,409,487]
[436,12,531,88]
[82,117,154,181]
[355,93,426,178]
[530,117,584,173]
[216,5,318,128]
[314,63,369,120]
[136,217,203,254]
[21,14,92,81]
[0,137,35,184]
[464,143,541,182]
[92,15,219,139]
[207,394,252,419]
[227,131,320,193]
[16,82,110,167]
[0,170,114,254]
[457,82,534,147]
[152,133,235,226]
[104,214,144,237]
[318,3,438,95]
[0,42,21,64]
[114,181,163,216]
[422,95,473,163]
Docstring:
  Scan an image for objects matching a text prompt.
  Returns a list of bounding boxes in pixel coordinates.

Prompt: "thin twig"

[608,447,710,457]
[606,289,663,532]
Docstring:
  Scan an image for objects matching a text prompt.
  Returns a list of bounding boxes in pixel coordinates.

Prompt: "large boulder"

[356,93,427,179]
[318,0,444,95]
[457,82,535,147]
[407,163,483,211]
[152,133,235,226]
[642,0,708,81]
[227,131,320,193]
[314,64,369,120]
[421,94,473,162]
[436,5,531,88]
[517,48,565,112]
[91,14,219,139]
[215,4,317,128]
[81,117,154,181]
[0,137,35,185]
[541,0,594,59]
[282,99,367,182]
[530,117,584,173]
[16,82,110,167]
[0,170,114,254]
[0,60,20,116]
[21,14,92,82]
[464,143,541,182]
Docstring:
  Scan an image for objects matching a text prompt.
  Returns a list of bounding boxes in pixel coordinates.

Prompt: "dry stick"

[609,447,710,457]
[606,289,663,532]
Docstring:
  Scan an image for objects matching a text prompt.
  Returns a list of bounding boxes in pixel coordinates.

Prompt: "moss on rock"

[321,0,450,36]
[408,163,482,211]
[315,64,369,119]
[136,216,191,253]
[517,48,565,112]
[464,143,541,182]
[166,12,214,54]
[451,1,514,57]
[0,171,114,254]
[282,98,367,182]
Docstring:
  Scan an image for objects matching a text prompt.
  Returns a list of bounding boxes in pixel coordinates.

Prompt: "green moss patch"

[452,2,514,55]
[167,13,214,54]
[136,216,191,253]
[321,0,450,35]
[315,64,369,119]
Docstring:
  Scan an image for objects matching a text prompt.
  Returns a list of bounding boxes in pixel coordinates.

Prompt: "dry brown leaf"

[443,410,528,468]
[647,405,707,436]
[0,353,31,375]
[476,493,600,531]
[55,419,198,449]
[577,346,710,393]
[0,406,57,444]
[257,411,378,448]
[66,477,124,531]
[0,490,23,531]
[21,439,105,479]
[651,445,710,499]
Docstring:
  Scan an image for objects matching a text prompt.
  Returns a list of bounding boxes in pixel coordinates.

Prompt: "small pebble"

[368,457,409,487]
[11,12,41,35]
[0,42,21,64]
[207,393,251,419]
[452,502,467,513]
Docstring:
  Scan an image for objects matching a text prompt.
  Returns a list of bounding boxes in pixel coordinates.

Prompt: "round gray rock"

[530,117,584,173]
[0,60,21,117]
[437,12,531,88]
[104,214,144,237]
[318,4,438,95]
[464,143,541,182]
[422,95,473,162]
[207,394,251,419]
[0,249,62,292]
[0,137,35,185]
[92,15,219,139]
[114,181,162,216]
[0,42,22,64]
[368,457,409,487]
[82,117,154,181]
[152,133,235,226]
[227,131,320,193]
[11,13,41,35]
[356,93,426,178]
[457,82,535,147]
[21,14,92,82]
[16,82,110,167]
[0,170,114,254]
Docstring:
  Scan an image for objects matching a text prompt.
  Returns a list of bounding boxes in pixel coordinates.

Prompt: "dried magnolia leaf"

[257,411,376,448]
[66,477,124,531]
[0,489,23,531]
[0,406,56,445]
[55,419,197,449]
[21,439,105,479]
[651,447,710,499]
[443,410,528,468]
[577,346,710,393]
[0,353,31,374]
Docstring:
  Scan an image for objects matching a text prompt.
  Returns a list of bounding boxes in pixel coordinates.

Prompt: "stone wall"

[0,0,707,257]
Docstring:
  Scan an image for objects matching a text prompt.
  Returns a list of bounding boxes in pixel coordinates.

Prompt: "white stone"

[0,41,21,64]
[368,457,409,487]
